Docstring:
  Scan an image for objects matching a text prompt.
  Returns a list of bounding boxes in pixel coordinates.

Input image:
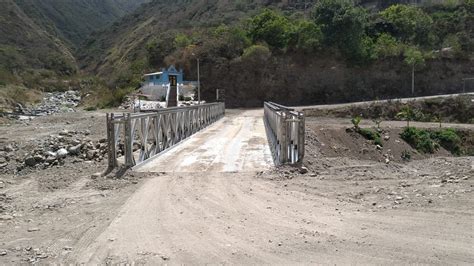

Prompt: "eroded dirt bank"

[0,109,472,264]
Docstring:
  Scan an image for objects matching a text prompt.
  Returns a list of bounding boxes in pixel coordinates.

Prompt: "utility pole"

[197,58,201,105]
[411,64,415,96]
[462,78,474,94]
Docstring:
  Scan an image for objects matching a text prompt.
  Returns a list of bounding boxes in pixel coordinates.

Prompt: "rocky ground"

[0,108,472,264]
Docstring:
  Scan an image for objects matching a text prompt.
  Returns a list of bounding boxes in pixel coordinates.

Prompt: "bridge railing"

[106,103,225,169]
[264,102,305,165]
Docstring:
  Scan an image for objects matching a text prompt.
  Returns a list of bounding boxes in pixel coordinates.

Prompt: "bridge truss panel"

[264,102,305,165]
[106,103,225,169]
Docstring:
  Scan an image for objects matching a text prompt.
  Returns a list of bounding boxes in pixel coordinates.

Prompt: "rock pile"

[21,130,109,170]
[0,130,113,174]
[16,90,81,118]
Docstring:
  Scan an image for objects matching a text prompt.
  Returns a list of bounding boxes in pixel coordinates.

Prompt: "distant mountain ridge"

[13,0,151,47]
[0,0,150,87]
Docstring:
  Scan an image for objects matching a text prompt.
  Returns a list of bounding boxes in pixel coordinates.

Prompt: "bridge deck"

[134,109,273,173]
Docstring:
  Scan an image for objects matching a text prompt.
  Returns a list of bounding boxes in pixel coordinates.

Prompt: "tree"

[209,25,251,59]
[397,106,416,127]
[380,5,434,46]
[404,46,425,95]
[247,9,293,49]
[174,33,192,49]
[289,20,323,53]
[374,33,403,58]
[146,32,176,67]
[312,0,374,63]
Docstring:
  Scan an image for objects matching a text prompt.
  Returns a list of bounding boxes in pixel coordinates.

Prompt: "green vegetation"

[431,128,462,155]
[343,96,473,124]
[1,0,473,109]
[401,150,412,161]
[400,127,465,155]
[401,127,439,153]
[351,116,362,129]
[359,128,383,146]
[247,9,293,50]
[396,106,416,127]
[350,116,382,146]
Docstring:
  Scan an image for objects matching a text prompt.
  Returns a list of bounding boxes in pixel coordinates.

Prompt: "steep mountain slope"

[0,0,76,83]
[0,0,150,88]
[80,0,458,75]
[79,0,301,74]
[14,0,151,47]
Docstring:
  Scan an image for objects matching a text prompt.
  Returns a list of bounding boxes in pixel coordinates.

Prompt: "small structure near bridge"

[139,65,196,107]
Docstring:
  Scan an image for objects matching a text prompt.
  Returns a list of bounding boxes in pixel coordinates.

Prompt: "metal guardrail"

[106,102,225,169]
[264,102,305,165]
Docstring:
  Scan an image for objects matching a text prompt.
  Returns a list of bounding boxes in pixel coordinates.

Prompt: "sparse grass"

[0,85,42,107]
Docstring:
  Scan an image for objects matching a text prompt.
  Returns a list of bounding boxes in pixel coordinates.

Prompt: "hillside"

[79,0,288,74]
[0,0,75,84]
[0,0,149,92]
[78,0,472,107]
[14,0,151,47]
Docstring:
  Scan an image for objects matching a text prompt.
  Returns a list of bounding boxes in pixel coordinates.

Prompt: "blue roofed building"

[139,65,196,103]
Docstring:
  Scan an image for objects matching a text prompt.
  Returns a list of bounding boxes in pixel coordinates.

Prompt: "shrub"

[174,33,192,49]
[431,128,462,155]
[374,33,403,58]
[97,87,135,109]
[401,150,412,161]
[400,127,439,153]
[242,45,272,61]
[359,128,382,146]
[351,115,362,129]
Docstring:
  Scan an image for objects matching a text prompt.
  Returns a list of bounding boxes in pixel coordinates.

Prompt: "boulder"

[3,145,13,152]
[86,150,97,160]
[68,144,82,155]
[25,157,37,167]
[299,167,309,174]
[56,148,68,159]
[45,151,57,158]
[33,155,45,163]
[45,156,57,164]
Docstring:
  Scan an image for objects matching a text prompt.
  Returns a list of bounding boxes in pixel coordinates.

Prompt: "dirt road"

[135,109,273,173]
[73,169,473,264]
[73,111,473,264]
[295,92,474,111]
